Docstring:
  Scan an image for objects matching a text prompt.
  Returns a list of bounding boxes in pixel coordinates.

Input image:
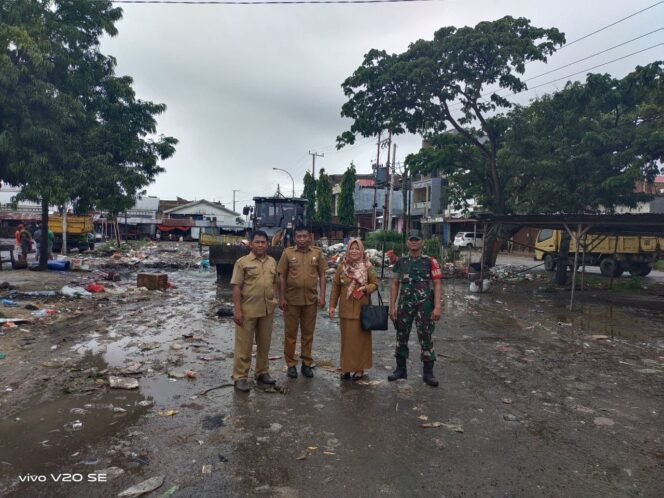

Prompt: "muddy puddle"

[0,267,234,495]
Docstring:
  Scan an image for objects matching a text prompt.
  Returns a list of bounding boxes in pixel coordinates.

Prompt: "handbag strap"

[369,287,384,306]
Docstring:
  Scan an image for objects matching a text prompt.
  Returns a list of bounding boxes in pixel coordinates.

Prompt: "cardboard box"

[137,272,168,291]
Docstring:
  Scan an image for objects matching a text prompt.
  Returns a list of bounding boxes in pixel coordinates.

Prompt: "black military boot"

[388,357,407,381]
[422,362,439,387]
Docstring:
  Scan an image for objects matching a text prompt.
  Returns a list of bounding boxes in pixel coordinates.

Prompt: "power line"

[556,0,664,52]
[503,43,664,99]
[110,0,437,4]
[448,29,664,112]
[523,28,664,83]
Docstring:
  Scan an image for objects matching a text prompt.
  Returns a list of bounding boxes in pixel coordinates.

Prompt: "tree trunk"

[555,232,571,285]
[482,224,520,268]
[39,197,49,270]
[61,209,68,256]
[114,216,121,247]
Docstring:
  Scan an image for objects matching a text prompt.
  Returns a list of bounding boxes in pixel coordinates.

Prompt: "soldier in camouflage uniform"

[388,230,442,386]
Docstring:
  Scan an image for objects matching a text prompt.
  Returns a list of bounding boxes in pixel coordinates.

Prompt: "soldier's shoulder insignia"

[430,257,442,280]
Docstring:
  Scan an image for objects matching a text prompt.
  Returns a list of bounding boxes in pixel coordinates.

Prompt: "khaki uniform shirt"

[231,253,278,318]
[277,246,327,306]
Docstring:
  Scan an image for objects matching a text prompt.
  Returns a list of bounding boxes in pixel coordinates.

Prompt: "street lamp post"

[272,167,295,198]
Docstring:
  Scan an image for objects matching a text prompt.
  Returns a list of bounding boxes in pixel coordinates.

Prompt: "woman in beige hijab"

[329,238,378,380]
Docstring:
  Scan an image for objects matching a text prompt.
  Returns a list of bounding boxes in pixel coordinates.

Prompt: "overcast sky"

[101,0,663,212]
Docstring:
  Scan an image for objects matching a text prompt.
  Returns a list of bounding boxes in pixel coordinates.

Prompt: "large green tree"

[500,62,664,283]
[302,170,316,224]
[0,0,176,259]
[315,168,332,223]
[337,163,356,225]
[338,16,564,264]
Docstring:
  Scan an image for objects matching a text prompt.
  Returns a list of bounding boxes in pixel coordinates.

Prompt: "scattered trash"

[109,376,139,390]
[161,485,179,497]
[61,285,92,298]
[96,467,124,480]
[185,370,197,379]
[496,344,514,353]
[157,409,178,417]
[0,353,5,360]
[503,414,518,422]
[591,335,610,340]
[201,464,212,474]
[501,398,513,404]
[85,283,105,293]
[593,417,615,427]
[31,309,58,318]
[420,422,464,433]
[269,423,283,433]
[2,299,17,307]
[118,475,165,498]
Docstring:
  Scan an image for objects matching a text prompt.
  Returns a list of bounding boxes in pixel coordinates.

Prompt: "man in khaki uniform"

[278,226,327,379]
[231,230,279,392]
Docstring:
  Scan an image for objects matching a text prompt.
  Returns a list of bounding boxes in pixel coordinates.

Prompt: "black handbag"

[360,288,389,332]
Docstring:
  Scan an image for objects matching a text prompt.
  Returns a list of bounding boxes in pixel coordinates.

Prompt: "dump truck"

[48,214,95,253]
[204,197,308,280]
[534,228,663,277]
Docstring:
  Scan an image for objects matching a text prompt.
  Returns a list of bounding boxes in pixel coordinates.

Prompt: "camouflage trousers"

[393,289,436,362]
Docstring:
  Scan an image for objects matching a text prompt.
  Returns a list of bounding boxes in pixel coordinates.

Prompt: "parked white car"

[453,232,484,249]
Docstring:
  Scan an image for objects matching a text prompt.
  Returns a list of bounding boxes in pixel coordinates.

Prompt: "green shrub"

[654,260,664,272]
[364,230,405,255]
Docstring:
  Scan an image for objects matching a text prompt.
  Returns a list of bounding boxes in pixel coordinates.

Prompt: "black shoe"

[256,373,276,385]
[287,366,298,379]
[388,357,407,381]
[234,379,251,392]
[340,372,351,381]
[423,362,439,387]
[352,371,366,381]
[301,364,314,378]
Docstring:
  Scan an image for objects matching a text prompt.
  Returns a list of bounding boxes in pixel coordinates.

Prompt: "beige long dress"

[329,264,378,372]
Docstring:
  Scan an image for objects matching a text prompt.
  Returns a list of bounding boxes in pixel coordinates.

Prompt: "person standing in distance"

[230,230,279,392]
[388,230,442,387]
[278,226,327,379]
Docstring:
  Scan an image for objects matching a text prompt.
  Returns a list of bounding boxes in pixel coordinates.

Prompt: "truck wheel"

[466,243,473,249]
[543,254,556,272]
[600,257,620,277]
[629,263,651,277]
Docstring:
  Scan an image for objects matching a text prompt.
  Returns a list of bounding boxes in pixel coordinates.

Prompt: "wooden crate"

[137,272,168,290]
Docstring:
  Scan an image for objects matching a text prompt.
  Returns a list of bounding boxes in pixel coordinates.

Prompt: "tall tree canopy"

[337,163,357,225]
[302,170,316,224]
[0,0,176,258]
[500,62,664,214]
[338,16,564,216]
[315,168,332,223]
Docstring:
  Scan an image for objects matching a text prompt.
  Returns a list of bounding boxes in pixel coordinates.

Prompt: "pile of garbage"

[323,243,386,270]
[489,264,536,281]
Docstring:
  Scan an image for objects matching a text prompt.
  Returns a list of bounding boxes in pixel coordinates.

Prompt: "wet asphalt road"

[1,253,663,497]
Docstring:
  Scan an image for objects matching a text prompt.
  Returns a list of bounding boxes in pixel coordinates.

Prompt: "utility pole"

[308,151,324,177]
[387,142,396,231]
[383,132,392,230]
[372,132,381,231]
[232,189,240,213]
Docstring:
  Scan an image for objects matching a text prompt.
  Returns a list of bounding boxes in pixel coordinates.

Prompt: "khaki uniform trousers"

[284,304,318,367]
[233,314,274,380]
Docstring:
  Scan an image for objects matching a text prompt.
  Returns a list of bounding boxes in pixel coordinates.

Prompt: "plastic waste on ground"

[109,376,139,389]
[117,475,165,497]
[47,260,71,271]
[60,285,92,298]
[85,283,105,293]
